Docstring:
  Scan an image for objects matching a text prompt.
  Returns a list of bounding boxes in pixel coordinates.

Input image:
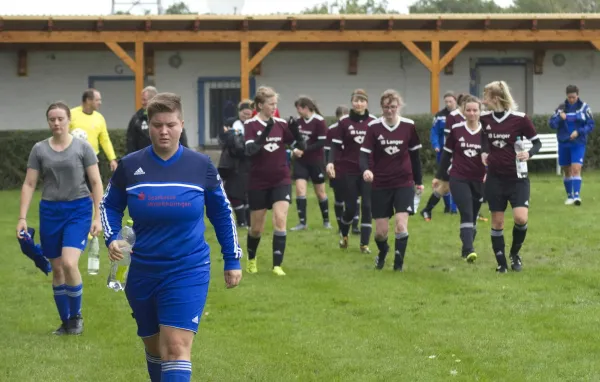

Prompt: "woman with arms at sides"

[100,93,242,382]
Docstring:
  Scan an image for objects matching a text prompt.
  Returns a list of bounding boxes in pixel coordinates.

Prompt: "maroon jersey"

[244,116,295,190]
[444,109,465,135]
[331,112,377,176]
[361,117,421,189]
[481,111,538,179]
[297,113,328,164]
[444,121,486,182]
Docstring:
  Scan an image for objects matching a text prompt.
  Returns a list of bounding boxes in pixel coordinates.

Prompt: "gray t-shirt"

[27,138,98,201]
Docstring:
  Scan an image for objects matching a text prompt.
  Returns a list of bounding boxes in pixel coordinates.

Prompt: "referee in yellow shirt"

[69,89,118,172]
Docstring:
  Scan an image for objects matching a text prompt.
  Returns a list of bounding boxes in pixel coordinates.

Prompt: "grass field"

[2,172,600,381]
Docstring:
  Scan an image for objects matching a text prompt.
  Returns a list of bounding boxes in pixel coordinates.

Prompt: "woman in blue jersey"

[100,93,242,382]
[17,101,104,335]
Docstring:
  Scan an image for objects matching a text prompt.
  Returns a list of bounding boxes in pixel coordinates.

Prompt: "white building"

[1,14,598,148]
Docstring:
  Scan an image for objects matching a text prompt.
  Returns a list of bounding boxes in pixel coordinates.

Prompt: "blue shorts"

[558,142,586,167]
[125,269,210,338]
[39,197,92,259]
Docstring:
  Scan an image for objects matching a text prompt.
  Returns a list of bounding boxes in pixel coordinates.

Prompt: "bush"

[1,114,596,190]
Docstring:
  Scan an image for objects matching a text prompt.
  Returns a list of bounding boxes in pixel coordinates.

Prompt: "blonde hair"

[253,86,278,112]
[147,92,183,121]
[484,81,517,111]
[380,89,404,108]
[460,95,482,113]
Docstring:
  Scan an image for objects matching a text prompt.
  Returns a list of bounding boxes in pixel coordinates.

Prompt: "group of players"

[218,81,546,275]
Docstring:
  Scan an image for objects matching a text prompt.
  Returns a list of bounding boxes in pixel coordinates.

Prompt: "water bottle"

[514,137,528,179]
[87,236,100,275]
[107,222,135,292]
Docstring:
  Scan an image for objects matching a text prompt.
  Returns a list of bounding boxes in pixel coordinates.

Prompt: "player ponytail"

[294,96,322,116]
[484,81,518,111]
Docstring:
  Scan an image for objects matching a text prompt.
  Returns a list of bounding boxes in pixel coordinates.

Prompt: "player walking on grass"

[481,81,542,273]
[244,86,306,276]
[549,84,595,206]
[101,93,242,382]
[432,96,487,262]
[290,96,331,231]
[360,90,423,271]
[17,102,103,335]
[326,89,377,253]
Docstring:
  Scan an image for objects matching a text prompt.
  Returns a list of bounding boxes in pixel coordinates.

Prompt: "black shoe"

[393,251,404,271]
[496,265,508,273]
[375,254,386,270]
[53,321,68,336]
[510,254,522,272]
[420,210,431,221]
[67,315,84,335]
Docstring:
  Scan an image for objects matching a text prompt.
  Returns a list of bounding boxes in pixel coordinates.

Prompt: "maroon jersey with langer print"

[331,111,377,176]
[297,113,328,164]
[244,116,294,190]
[444,122,486,182]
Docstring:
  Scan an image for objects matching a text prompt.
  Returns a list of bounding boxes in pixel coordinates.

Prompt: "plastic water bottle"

[107,222,135,292]
[514,137,528,179]
[87,236,100,275]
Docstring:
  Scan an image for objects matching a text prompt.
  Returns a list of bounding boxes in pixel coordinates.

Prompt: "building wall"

[1,48,599,149]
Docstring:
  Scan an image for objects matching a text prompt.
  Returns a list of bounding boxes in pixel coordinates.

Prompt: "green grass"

[2,172,600,381]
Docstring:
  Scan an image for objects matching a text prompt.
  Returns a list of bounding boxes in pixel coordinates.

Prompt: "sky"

[1,0,515,16]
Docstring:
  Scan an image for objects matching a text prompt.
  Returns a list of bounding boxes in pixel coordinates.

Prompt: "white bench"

[523,133,560,175]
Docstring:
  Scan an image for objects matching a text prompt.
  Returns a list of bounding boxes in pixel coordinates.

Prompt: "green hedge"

[1,114,596,190]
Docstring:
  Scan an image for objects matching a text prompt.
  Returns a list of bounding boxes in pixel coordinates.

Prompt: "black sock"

[273,231,286,267]
[360,224,372,247]
[375,237,389,259]
[340,218,351,237]
[296,197,307,225]
[319,198,329,223]
[234,206,246,225]
[491,229,507,267]
[424,192,441,212]
[510,223,528,257]
[245,205,251,226]
[460,223,475,257]
[473,226,478,241]
[334,201,344,230]
[352,200,360,229]
[247,234,260,260]
[394,232,409,269]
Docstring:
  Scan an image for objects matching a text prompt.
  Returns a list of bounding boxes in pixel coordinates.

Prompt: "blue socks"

[161,360,192,382]
[572,176,582,199]
[146,352,162,382]
[53,284,69,322]
[563,177,573,198]
[65,283,83,317]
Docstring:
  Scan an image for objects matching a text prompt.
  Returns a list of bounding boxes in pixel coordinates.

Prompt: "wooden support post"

[135,41,144,111]
[430,40,440,114]
[590,40,600,51]
[240,41,250,100]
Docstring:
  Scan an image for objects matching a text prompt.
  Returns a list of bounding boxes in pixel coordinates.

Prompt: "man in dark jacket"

[126,86,189,154]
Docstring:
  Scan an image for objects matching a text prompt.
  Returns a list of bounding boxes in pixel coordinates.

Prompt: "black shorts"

[292,161,326,184]
[371,187,415,219]
[248,184,292,211]
[484,174,530,212]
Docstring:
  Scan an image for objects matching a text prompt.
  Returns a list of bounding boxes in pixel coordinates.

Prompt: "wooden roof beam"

[145,19,152,32]
[5,30,600,43]
[401,40,432,70]
[193,18,200,31]
[289,18,297,32]
[96,18,103,32]
[105,42,136,72]
[590,40,600,50]
[248,41,278,71]
[439,40,469,70]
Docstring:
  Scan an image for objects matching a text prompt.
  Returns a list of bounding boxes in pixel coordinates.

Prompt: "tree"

[409,0,505,13]
[302,0,397,14]
[509,0,599,12]
[165,1,194,14]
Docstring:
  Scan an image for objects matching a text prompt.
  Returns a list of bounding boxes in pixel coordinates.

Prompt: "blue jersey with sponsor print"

[100,145,242,277]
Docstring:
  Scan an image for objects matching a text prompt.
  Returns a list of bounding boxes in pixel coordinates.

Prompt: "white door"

[91,79,136,131]
[478,65,527,112]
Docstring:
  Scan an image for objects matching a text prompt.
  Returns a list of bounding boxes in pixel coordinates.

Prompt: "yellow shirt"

[69,106,117,161]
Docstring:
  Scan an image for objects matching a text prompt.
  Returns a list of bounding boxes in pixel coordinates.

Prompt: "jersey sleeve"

[100,160,128,246]
[331,120,344,146]
[443,127,456,154]
[244,123,257,144]
[82,141,99,168]
[317,119,328,141]
[521,115,538,140]
[408,124,422,151]
[360,125,375,155]
[27,143,41,171]
[204,160,243,271]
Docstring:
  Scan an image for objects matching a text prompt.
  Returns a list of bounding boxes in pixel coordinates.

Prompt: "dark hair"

[351,88,368,102]
[46,101,71,119]
[443,91,456,100]
[294,96,322,116]
[335,105,349,119]
[82,88,97,103]
[456,93,468,107]
[566,85,579,95]
[147,92,183,121]
[238,99,252,111]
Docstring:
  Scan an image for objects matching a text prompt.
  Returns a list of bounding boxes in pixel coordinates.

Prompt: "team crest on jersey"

[354,136,364,144]
[263,142,279,152]
[384,146,400,155]
[463,149,478,157]
[492,140,507,148]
